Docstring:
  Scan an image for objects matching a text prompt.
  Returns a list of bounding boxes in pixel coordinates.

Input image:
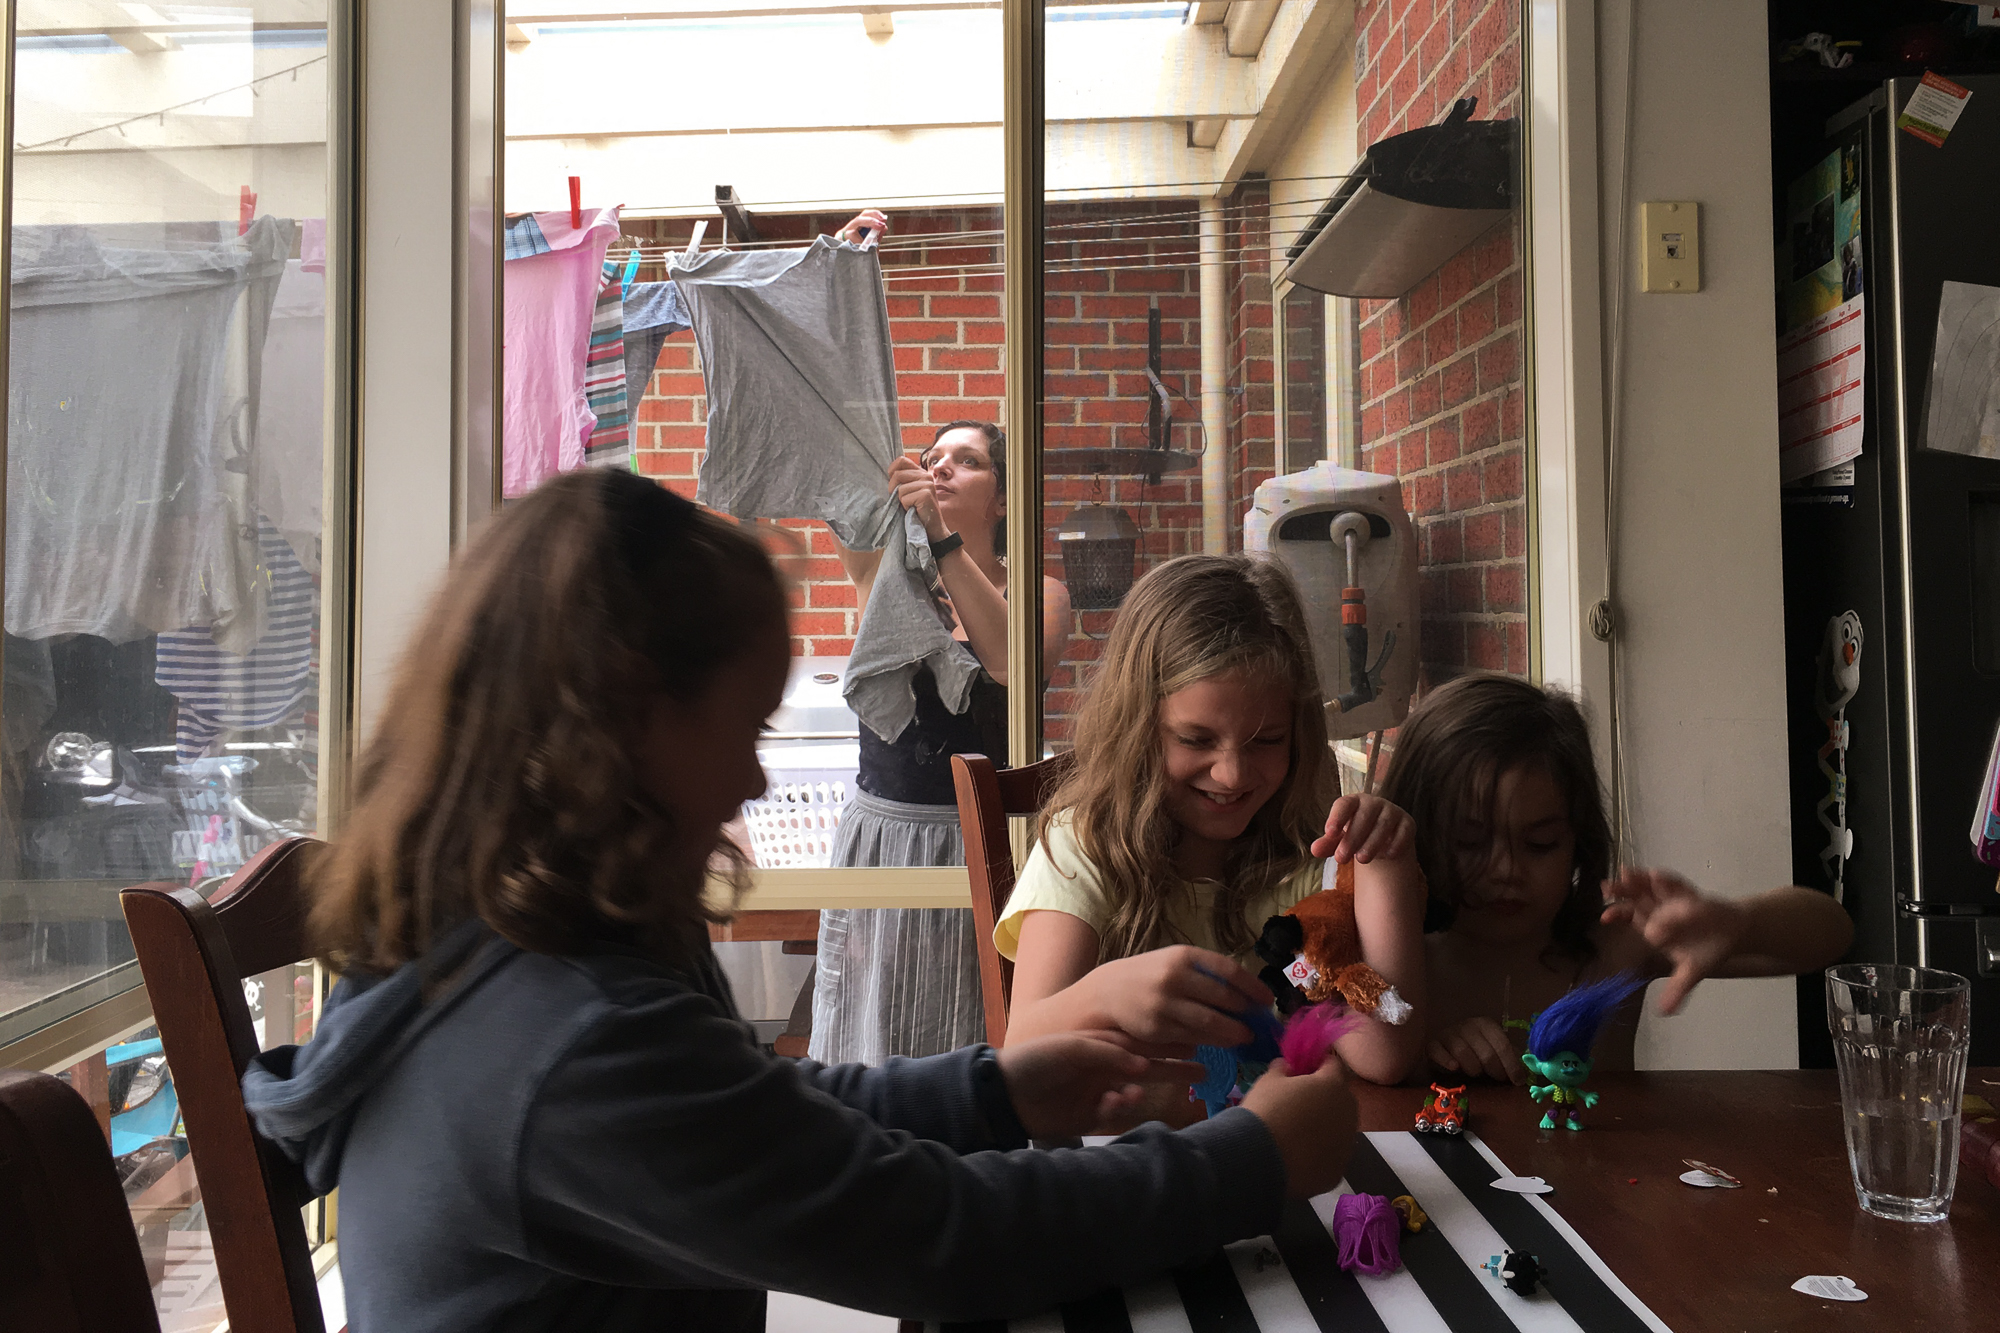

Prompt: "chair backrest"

[0,1069,162,1333]
[950,751,1076,1047]
[120,837,328,1333]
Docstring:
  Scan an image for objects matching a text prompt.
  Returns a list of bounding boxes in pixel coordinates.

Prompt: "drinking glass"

[1825,964,1972,1223]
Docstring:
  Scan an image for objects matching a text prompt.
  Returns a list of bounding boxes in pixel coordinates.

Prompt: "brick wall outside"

[1353,0,1528,679]
[1040,201,1213,739]
[1225,183,1278,539]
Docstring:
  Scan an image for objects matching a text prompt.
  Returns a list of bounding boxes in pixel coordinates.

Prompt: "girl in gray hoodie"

[242,468,1357,1333]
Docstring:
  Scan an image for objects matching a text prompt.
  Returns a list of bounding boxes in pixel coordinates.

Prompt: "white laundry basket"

[742,742,859,869]
[741,779,849,868]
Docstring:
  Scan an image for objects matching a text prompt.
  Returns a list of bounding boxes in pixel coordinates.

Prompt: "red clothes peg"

[569,176,582,230]
[238,185,258,236]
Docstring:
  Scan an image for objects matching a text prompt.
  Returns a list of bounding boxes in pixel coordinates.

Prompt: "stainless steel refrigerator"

[1782,75,2000,1066]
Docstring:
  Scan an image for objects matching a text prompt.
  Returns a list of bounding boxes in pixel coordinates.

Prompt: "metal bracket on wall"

[1589,598,1615,641]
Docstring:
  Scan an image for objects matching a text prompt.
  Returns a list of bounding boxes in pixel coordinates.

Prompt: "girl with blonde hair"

[1000,553,1427,1086]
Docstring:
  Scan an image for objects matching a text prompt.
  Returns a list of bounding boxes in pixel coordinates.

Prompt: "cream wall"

[1592,0,1800,1068]
[1263,36,1357,273]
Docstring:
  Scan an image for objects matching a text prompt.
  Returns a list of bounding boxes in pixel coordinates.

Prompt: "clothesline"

[609,169,1371,217]
[607,196,1353,254]
[14,54,330,153]
[609,237,1349,285]
[608,211,1355,268]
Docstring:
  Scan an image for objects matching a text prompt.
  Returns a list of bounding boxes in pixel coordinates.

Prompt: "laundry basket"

[742,742,859,869]
[741,779,849,868]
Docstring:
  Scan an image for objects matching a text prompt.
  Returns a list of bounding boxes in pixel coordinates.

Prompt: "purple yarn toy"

[1331,1193,1403,1276]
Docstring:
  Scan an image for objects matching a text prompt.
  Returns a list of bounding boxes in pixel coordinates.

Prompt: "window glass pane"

[503,5,1003,1063]
[1042,0,1530,749]
[4,3,339,1317]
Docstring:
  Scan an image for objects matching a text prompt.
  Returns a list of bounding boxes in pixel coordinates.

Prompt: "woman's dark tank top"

[857,664,1007,805]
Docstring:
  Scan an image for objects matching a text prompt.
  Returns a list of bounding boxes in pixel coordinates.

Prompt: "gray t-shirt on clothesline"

[669,237,900,551]
[7,218,291,654]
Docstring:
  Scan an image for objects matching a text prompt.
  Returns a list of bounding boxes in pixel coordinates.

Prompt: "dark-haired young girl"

[241,469,1354,1333]
[1381,672,1853,1082]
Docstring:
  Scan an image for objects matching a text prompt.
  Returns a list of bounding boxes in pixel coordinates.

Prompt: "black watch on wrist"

[970,1046,1031,1150]
[928,530,965,561]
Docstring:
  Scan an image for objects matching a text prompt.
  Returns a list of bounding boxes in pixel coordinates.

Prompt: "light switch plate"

[1640,201,1701,293]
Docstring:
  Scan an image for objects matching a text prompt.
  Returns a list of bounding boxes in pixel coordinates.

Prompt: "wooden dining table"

[1351,1069,1998,1332]
[926,1069,1998,1333]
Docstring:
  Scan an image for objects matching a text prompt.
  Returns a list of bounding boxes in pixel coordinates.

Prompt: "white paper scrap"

[1777,293,1866,482]
[1489,1176,1554,1195]
[1678,1169,1742,1189]
[1792,1275,1867,1302]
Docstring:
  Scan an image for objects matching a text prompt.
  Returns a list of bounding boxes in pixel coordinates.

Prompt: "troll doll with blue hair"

[1521,973,1647,1131]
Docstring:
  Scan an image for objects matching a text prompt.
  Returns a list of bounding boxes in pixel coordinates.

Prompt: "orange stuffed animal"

[1253,859,1413,1024]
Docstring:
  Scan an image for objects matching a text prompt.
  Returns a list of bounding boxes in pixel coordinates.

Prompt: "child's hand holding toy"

[1073,945,1274,1052]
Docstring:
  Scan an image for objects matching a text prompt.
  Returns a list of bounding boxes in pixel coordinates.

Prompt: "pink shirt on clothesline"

[503,205,621,498]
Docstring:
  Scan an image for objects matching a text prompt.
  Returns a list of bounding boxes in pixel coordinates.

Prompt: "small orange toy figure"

[1254,859,1415,1023]
[1412,1082,1467,1136]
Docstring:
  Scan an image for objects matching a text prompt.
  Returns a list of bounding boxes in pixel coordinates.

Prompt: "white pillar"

[1200,200,1229,553]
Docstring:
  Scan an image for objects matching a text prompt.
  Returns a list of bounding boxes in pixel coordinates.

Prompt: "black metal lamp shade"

[1055,504,1141,611]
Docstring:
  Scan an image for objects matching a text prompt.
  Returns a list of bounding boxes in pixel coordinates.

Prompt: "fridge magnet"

[1791,1275,1868,1302]
[1896,71,1973,146]
[1815,611,1863,901]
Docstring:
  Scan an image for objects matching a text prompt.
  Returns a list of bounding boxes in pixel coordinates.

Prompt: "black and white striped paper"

[927,1132,1673,1333]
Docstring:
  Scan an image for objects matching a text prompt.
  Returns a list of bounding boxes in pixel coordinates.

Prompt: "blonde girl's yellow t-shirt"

[993,812,1324,967]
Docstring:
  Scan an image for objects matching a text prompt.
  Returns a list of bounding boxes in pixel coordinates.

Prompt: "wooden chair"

[949,751,1075,1047]
[0,1068,162,1333]
[120,837,328,1333]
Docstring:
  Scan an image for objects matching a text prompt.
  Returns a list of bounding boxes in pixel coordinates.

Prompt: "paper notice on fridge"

[1897,72,1974,146]
[1922,281,2000,460]
[1777,292,1865,482]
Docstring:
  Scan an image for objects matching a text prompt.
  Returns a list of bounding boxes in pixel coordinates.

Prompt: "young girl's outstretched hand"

[1600,868,1855,1015]
[1047,945,1275,1051]
[996,1033,1208,1138]
[1311,793,1416,864]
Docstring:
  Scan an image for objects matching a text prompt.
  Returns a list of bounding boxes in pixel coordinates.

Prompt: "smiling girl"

[997,554,1427,1088]
[1382,673,1853,1082]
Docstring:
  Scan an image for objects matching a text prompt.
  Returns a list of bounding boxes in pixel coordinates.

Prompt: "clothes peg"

[621,247,641,295]
[681,219,708,264]
[569,176,582,230]
[238,185,258,236]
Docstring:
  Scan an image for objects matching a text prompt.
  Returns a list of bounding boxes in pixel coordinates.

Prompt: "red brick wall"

[1353,0,1527,679]
[1040,201,1211,740]
[1225,183,1278,543]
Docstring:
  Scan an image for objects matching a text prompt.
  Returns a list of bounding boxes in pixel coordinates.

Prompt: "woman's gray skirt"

[807,788,987,1066]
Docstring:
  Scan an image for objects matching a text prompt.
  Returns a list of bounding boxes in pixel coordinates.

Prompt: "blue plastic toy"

[1192,1004,1285,1117]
